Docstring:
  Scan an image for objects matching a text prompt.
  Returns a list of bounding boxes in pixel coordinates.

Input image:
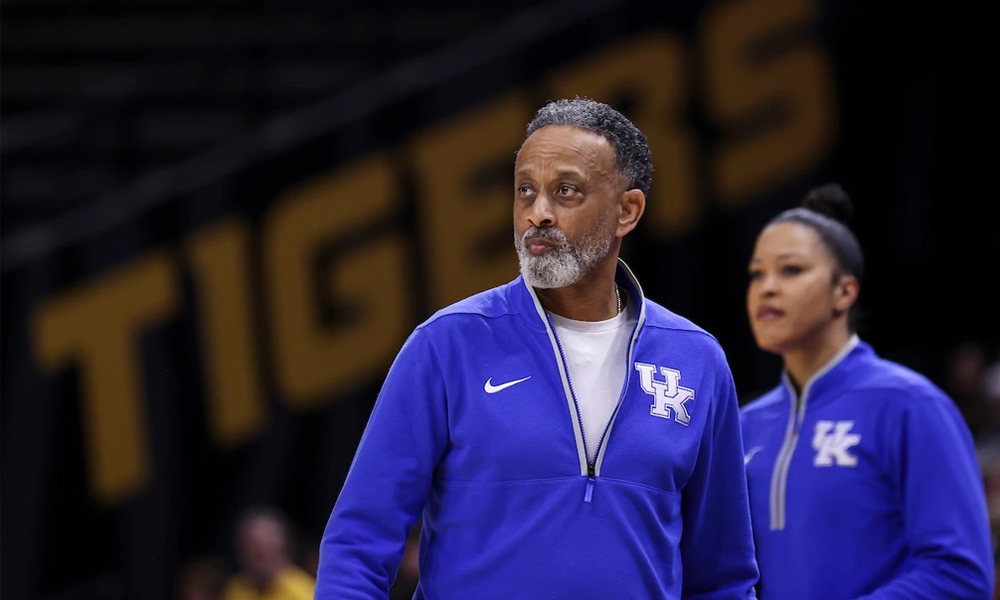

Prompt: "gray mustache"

[520,227,567,244]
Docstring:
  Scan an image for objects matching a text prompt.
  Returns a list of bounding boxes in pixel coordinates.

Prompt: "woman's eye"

[748,270,763,281]
[782,265,803,275]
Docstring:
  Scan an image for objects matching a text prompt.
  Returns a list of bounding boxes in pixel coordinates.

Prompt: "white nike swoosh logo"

[744,446,764,465]
[484,376,531,394]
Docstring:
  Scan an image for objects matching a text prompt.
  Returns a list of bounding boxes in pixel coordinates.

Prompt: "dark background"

[2,1,998,599]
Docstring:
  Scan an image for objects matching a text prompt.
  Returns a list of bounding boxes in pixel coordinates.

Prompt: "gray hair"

[526,97,653,196]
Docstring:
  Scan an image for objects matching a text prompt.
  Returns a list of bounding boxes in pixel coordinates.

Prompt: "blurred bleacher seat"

[0,0,540,238]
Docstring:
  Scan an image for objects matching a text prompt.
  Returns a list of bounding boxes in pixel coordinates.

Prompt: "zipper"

[547,312,593,465]
[582,301,638,505]
[528,262,647,503]
[585,463,596,503]
[592,308,642,474]
[545,295,642,502]
[768,335,860,530]
[545,311,598,503]
[546,306,642,476]
[768,381,806,531]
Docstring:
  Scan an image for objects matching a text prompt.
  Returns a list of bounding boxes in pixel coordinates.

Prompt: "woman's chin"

[752,332,791,356]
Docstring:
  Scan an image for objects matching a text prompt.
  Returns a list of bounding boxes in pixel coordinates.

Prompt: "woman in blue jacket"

[740,183,993,599]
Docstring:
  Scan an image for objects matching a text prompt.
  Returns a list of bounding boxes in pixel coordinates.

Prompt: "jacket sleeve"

[855,391,994,600]
[681,352,759,599]
[315,328,449,600]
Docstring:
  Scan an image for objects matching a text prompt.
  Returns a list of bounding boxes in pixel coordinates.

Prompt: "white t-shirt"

[549,296,637,463]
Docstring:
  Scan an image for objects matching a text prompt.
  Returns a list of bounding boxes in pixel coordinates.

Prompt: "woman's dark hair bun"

[802,183,852,225]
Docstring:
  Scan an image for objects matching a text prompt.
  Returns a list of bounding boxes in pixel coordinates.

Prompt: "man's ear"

[617,189,645,238]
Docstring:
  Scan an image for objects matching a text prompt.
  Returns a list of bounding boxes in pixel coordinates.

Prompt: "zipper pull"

[584,463,596,503]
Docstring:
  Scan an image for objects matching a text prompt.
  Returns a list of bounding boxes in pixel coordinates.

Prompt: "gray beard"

[514,225,613,289]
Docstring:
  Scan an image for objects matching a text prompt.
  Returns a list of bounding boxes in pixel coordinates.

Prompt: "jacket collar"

[780,335,874,411]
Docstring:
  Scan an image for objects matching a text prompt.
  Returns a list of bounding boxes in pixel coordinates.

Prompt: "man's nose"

[526,193,555,228]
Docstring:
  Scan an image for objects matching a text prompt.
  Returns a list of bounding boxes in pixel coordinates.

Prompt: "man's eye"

[558,185,574,195]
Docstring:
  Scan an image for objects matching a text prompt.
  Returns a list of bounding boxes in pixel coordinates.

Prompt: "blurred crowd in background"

[953,342,1000,563]
[174,508,420,600]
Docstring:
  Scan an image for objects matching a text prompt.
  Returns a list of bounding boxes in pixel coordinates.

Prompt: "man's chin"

[519,248,593,288]
[521,265,582,289]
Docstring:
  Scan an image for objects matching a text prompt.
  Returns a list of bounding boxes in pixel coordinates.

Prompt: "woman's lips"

[756,306,785,321]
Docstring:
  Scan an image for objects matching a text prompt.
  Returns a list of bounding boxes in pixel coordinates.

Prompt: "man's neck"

[535,257,620,322]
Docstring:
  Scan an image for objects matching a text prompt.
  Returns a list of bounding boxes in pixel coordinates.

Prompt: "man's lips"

[756,306,785,320]
[526,238,556,254]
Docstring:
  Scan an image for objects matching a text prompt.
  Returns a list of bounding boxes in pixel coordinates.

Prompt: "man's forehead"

[516,166,588,180]
[515,125,615,170]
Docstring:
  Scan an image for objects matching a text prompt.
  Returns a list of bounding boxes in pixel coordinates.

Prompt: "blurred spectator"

[389,521,421,600]
[981,448,1000,600]
[973,347,1000,442]
[299,536,321,580]
[984,353,1000,414]
[948,341,989,434]
[221,506,314,600]
[970,347,1000,598]
[177,556,227,600]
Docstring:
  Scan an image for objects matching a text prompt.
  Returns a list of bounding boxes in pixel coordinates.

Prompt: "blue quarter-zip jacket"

[740,337,993,600]
[316,262,758,599]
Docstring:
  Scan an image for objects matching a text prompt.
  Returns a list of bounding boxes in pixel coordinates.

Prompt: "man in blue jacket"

[315,98,759,599]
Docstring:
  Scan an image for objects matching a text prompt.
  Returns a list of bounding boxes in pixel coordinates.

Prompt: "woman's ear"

[833,274,860,317]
